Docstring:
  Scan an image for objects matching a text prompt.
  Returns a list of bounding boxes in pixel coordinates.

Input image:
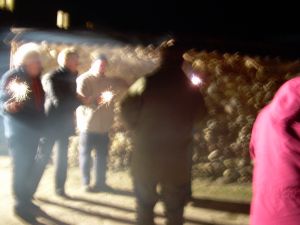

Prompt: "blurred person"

[120,40,207,225]
[0,43,45,221]
[34,48,81,197]
[250,77,300,225]
[76,54,128,192]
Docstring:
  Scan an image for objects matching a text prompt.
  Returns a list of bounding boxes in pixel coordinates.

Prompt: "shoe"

[90,184,113,193]
[89,185,102,193]
[28,201,42,213]
[14,206,37,223]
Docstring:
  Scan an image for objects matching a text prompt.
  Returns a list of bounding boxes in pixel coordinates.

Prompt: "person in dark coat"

[120,40,207,225]
[0,43,45,221]
[34,48,81,197]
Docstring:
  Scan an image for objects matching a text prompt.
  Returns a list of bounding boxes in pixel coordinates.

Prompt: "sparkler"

[190,74,203,86]
[98,90,115,107]
[7,78,30,102]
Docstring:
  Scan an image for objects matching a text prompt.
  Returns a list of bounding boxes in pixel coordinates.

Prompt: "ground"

[0,156,251,225]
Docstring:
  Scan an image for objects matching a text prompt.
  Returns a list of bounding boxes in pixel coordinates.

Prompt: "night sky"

[1,0,298,36]
[1,0,300,57]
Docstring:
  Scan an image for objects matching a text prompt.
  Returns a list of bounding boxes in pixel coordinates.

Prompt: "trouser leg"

[55,136,69,192]
[29,136,55,197]
[79,133,93,186]
[133,172,158,225]
[161,183,190,225]
[9,135,39,208]
[95,133,109,187]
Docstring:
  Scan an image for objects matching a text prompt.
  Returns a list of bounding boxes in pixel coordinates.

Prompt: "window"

[57,10,70,29]
[0,0,14,12]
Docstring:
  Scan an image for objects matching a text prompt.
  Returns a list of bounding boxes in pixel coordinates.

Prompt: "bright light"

[0,0,5,9]
[102,91,113,103]
[7,79,30,102]
[6,0,14,11]
[99,90,115,106]
[190,74,203,86]
[57,10,70,29]
[0,0,14,11]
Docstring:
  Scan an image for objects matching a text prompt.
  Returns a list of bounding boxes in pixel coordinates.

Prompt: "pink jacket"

[250,77,300,225]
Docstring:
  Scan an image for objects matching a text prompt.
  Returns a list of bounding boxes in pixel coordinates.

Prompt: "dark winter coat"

[120,64,207,184]
[42,67,80,136]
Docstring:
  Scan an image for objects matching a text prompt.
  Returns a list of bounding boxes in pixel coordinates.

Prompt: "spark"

[99,90,115,106]
[190,74,203,86]
[7,78,30,102]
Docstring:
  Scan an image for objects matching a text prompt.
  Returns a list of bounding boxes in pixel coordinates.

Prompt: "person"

[250,77,300,225]
[0,43,45,221]
[35,48,81,197]
[120,40,207,225]
[76,54,128,192]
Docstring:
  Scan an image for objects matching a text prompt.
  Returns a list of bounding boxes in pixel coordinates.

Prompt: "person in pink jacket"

[250,77,300,225]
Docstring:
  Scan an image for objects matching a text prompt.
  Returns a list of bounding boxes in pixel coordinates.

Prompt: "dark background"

[1,0,300,57]
[1,0,299,36]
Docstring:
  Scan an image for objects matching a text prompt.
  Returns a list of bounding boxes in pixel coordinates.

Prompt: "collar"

[60,67,78,76]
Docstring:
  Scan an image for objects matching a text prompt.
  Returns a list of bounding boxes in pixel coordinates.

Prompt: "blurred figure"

[36,48,80,197]
[0,43,45,221]
[250,77,300,225]
[76,54,128,192]
[120,41,207,225]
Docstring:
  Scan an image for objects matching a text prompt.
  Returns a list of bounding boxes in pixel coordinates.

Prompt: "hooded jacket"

[250,77,300,225]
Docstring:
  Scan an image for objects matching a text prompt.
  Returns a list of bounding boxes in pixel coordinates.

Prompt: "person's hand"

[83,96,94,105]
[4,100,23,113]
[78,95,93,105]
[96,95,110,105]
[97,91,114,106]
[96,96,102,105]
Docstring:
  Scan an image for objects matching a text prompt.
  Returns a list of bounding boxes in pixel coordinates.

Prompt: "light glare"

[99,90,115,106]
[7,79,30,102]
[191,74,202,86]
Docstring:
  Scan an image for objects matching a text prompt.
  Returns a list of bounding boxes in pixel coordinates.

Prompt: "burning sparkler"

[7,78,30,102]
[98,90,115,106]
[190,74,203,86]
